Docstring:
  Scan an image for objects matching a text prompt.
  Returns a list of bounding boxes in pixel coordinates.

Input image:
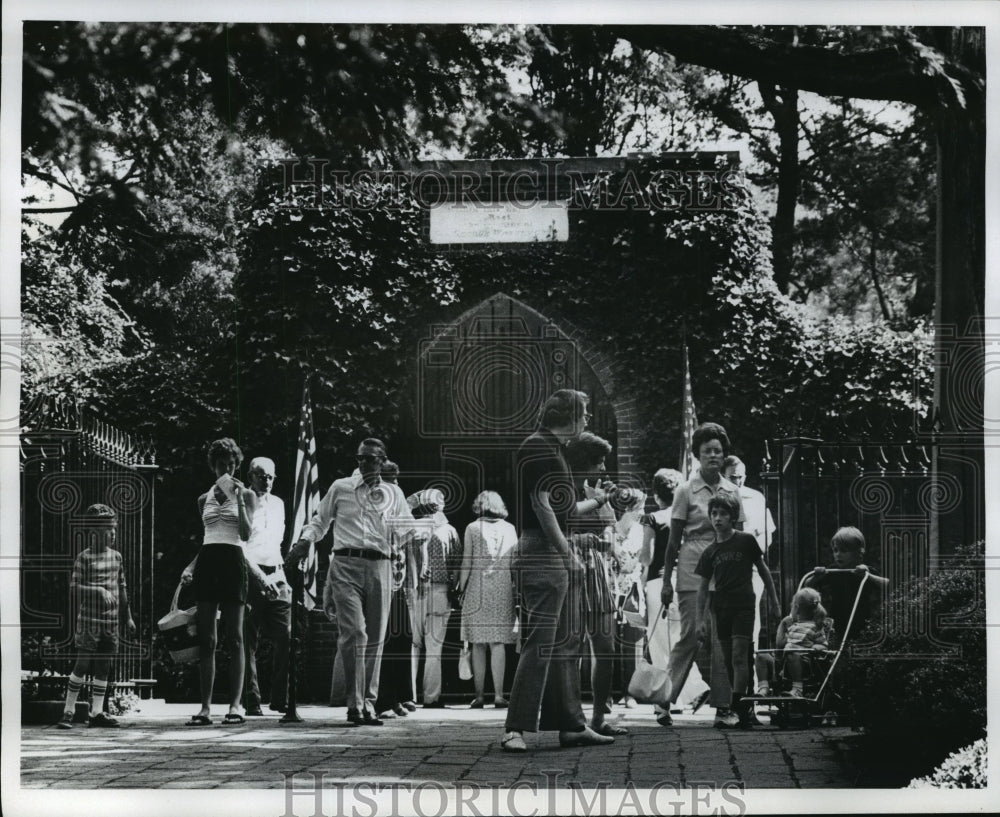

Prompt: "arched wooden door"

[400,292,618,539]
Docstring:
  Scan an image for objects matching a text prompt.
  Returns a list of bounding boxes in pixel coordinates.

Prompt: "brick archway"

[404,292,640,530]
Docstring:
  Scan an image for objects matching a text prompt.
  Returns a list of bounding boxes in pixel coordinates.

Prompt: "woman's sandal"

[187,715,213,726]
[500,732,527,752]
[222,712,245,725]
[594,722,629,736]
[470,698,485,709]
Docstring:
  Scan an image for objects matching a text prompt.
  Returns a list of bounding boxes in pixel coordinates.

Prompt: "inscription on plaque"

[430,200,569,244]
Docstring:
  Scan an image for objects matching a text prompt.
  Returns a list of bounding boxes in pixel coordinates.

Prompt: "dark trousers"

[375,589,413,712]
[244,581,291,709]
[505,538,587,733]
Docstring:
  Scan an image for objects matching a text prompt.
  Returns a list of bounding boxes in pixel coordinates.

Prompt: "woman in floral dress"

[458,491,519,708]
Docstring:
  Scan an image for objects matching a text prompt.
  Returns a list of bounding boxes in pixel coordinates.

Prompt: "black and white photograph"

[2,1,996,815]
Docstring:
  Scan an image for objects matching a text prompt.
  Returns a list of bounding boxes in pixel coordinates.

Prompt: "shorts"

[74,622,119,654]
[711,603,755,640]
[193,543,248,604]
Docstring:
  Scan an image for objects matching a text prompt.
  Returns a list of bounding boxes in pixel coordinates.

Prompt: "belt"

[258,564,284,575]
[335,548,388,561]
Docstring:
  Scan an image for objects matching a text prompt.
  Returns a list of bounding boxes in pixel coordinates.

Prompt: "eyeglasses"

[356,454,383,463]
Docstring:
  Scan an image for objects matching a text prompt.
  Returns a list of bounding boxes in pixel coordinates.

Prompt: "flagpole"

[281,376,316,725]
[281,573,304,723]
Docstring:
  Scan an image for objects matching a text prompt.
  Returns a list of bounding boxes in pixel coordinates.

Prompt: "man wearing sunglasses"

[286,438,420,726]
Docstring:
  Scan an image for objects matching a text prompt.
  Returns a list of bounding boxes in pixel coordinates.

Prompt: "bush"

[839,542,985,782]
[907,739,987,789]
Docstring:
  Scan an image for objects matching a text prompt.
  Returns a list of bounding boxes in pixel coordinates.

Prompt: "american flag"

[290,380,320,610]
[679,342,699,480]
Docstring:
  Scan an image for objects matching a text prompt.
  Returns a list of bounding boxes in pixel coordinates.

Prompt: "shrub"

[839,542,986,779]
[907,739,987,789]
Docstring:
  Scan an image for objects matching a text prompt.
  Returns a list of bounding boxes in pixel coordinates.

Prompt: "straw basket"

[157,582,200,663]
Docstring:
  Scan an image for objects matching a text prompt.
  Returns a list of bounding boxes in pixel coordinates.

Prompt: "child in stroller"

[754,587,835,699]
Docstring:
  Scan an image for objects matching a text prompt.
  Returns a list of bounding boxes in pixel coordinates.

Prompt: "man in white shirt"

[243,457,291,717]
[723,456,774,553]
[286,438,420,726]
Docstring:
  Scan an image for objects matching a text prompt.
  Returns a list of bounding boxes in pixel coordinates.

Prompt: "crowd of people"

[57,389,887,748]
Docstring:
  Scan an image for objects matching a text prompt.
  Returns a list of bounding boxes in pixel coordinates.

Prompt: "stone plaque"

[429,200,569,244]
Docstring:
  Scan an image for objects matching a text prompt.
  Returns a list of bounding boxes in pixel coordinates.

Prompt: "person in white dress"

[458,491,519,709]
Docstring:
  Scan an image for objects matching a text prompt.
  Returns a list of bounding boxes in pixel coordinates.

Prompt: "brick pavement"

[19,700,861,791]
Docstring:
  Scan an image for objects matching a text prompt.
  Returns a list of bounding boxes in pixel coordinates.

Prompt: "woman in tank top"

[181,437,274,725]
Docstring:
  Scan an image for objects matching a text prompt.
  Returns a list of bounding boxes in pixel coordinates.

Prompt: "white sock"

[90,679,108,717]
[791,681,803,695]
[64,673,85,714]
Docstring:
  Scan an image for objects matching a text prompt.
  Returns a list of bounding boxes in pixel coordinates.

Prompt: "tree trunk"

[759,83,799,294]
[930,110,985,553]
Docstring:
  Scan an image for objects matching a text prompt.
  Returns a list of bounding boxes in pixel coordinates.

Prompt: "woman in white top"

[181,438,273,725]
[458,491,519,709]
[639,467,683,726]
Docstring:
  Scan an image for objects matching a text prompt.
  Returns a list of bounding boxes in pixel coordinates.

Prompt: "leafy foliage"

[908,739,987,789]
[232,165,931,487]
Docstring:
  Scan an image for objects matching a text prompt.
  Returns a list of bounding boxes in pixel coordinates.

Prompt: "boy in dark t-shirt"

[695,494,779,728]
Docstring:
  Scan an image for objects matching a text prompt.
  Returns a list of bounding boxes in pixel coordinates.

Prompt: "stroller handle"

[797,568,861,591]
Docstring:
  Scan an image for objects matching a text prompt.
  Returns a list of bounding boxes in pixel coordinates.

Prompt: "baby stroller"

[743,569,872,728]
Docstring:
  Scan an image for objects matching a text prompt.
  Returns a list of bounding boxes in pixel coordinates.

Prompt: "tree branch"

[614,26,980,112]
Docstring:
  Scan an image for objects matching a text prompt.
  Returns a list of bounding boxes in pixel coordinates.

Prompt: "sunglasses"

[356,454,384,463]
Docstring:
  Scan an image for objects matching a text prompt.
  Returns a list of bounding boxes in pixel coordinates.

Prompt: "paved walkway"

[20,701,861,791]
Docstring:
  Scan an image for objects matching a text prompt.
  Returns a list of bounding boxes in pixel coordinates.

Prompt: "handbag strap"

[170,581,185,612]
[642,588,673,662]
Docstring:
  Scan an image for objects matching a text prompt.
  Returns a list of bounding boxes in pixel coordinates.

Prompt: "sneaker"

[56,711,74,730]
[787,687,804,699]
[88,712,120,728]
[713,709,740,729]
[756,685,771,697]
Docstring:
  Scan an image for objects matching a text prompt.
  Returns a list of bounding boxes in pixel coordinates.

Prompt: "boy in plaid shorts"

[57,504,136,728]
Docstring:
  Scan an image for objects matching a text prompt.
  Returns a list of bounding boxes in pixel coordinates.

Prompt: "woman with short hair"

[660,423,745,728]
[458,490,519,709]
[182,437,274,726]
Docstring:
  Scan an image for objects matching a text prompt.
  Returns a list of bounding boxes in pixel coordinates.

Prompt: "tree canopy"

[20,22,955,465]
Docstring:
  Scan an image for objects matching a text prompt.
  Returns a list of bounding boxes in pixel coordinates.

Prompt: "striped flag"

[679,343,699,480]
[290,380,321,610]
